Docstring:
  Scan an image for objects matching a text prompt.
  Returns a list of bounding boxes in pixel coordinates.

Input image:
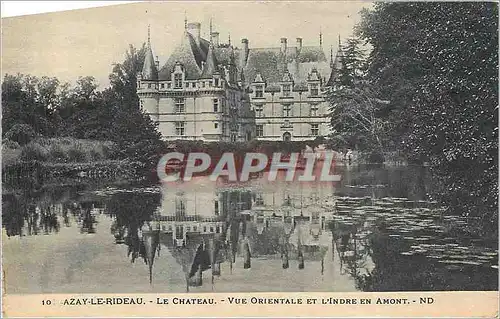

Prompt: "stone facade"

[137,21,341,142]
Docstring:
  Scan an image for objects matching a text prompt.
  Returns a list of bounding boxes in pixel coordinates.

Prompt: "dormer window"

[282,84,292,97]
[214,78,220,87]
[174,73,182,88]
[255,85,264,98]
[310,83,319,96]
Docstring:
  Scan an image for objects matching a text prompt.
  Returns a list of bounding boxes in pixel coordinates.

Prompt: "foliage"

[104,43,163,168]
[2,74,60,136]
[2,42,163,169]
[357,3,498,224]
[327,36,390,156]
[5,123,36,146]
[19,137,116,163]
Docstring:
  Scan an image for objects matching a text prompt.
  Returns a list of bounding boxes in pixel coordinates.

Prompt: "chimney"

[187,22,201,44]
[211,32,220,47]
[296,37,302,52]
[240,38,249,69]
[280,37,287,54]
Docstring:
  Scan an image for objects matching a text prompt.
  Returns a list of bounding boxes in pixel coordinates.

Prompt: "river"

[2,165,498,293]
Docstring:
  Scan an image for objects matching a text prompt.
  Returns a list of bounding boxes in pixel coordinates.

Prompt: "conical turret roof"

[326,46,343,87]
[201,43,219,79]
[142,31,158,81]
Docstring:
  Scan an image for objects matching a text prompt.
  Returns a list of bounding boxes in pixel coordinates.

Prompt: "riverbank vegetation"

[329,2,498,234]
[2,44,163,175]
[2,3,497,236]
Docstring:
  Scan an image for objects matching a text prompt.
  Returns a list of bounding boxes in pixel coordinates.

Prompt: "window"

[174,98,185,113]
[284,119,291,127]
[175,122,185,136]
[214,201,219,215]
[255,85,264,98]
[255,194,264,206]
[202,81,206,88]
[256,124,264,137]
[282,84,291,97]
[222,122,226,135]
[214,123,218,129]
[310,104,318,116]
[192,82,196,88]
[213,98,219,112]
[310,84,319,96]
[160,83,165,89]
[214,78,219,87]
[311,124,319,136]
[174,73,182,88]
[283,104,292,117]
[148,83,152,89]
[255,105,263,117]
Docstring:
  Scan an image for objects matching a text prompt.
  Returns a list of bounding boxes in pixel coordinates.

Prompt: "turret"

[240,38,249,69]
[141,25,158,81]
[201,43,218,79]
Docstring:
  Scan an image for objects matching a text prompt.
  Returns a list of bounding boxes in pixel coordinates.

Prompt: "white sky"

[2,1,372,88]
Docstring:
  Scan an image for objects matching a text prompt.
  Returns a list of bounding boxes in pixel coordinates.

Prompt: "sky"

[2,1,372,89]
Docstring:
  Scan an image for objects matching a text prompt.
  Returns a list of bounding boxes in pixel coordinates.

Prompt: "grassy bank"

[2,137,151,186]
[8,137,116,164]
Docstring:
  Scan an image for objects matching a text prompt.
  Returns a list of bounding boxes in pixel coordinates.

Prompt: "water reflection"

[2,166,498,293]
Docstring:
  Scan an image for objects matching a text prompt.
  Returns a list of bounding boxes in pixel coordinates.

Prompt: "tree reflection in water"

[2,165,497,292]
[106,191,161,265]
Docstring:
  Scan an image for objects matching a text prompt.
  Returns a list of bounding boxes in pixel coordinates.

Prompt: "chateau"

[137,20,342,142]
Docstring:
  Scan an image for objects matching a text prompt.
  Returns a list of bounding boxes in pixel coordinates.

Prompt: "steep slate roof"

[243,45,330,90]
[214,46,241,66]
[157,30,333,86]
[326,47,343,87]
[158,32,205,80]
[142,42,158,80]
[200,44,219,79]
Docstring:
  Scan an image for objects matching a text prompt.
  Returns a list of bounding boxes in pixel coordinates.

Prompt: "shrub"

[2,139,20,150]
[5,124,36,146]
[20,142,48,162]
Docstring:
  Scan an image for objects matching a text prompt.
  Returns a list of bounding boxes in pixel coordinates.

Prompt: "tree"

[105,44,163,168]
[358,3,498,229]
[327,36,390,155]
[5,123,36,146]
[56,76,115,140]
[2,74,59,136]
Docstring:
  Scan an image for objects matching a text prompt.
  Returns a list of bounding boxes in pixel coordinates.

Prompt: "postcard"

[2,1,498,318]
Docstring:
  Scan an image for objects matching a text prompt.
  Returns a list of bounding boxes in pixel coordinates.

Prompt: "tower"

[137,25,159,121]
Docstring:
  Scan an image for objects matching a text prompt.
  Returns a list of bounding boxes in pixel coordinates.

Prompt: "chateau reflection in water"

[140,174,361,291]
[3,166,497,293]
